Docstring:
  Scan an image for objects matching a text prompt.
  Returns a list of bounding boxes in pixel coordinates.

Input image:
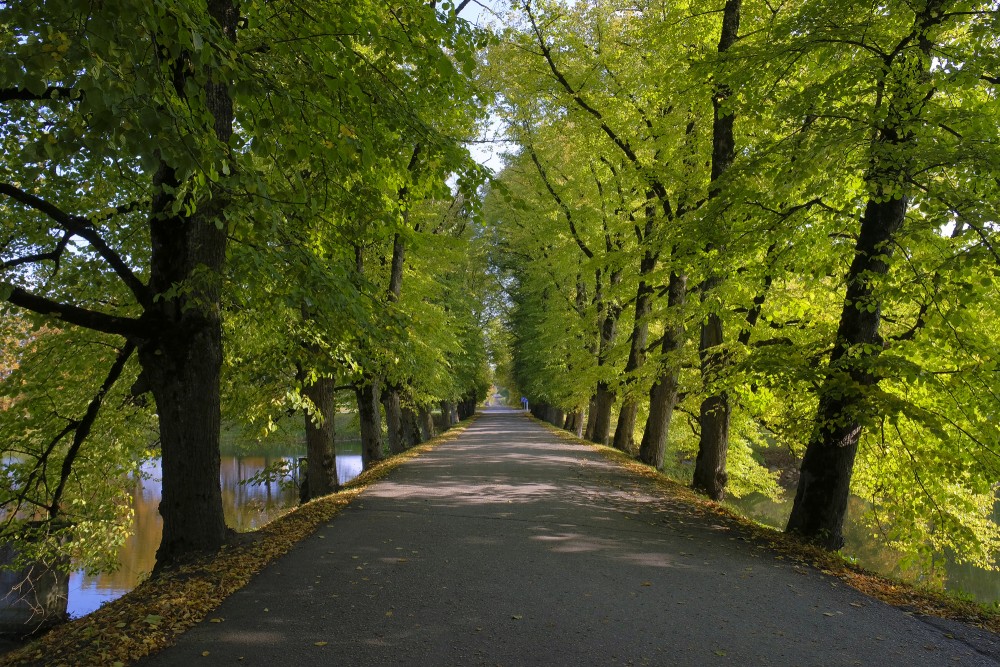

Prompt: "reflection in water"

[728,493,1000,604]
[67,450,362,618]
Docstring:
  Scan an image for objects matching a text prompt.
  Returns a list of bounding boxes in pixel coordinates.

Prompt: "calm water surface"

[66,450,362,618]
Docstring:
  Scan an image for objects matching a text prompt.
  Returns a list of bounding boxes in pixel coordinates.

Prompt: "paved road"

[142,407,999,666]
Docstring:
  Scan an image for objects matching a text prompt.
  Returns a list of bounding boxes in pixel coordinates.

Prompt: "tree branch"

[523,2,642,168]
[0,183,152,307]
[5,284,149,337]
[50,340,137,517]
[1,231,71,272]
[0,86,77,103]
[526,145,595,259]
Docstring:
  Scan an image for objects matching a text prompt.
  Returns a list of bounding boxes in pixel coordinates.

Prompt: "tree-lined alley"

[485,0,1000,569]
[1,0,999,618]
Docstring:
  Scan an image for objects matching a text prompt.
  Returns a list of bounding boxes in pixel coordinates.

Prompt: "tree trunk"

[439,400,459,429]
[141,0,238,567]
[786,194,908,547]
[583,394,597,441]
[457,394,476,420]
[639,272,686,470]
[691,0,741,500]
[691,311,730,500]
[302,375,337,500]
[565,409,584,437]
[355,380,384,469]
[141,323,227,565]
[590,382,615,445]
[401,404,421,448]
[785,0,938,548]
[382,386,404,455]
[418,406,435,441]
[613,253,654,452]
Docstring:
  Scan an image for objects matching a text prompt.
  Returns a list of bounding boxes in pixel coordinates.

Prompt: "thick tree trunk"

[141,322,227,565]
[565,409,584,437]
[142,0,238,567]
[457,394,477,420]
[613,255,654,453]
[355,380,384,469]
[583,395,597,440]
[418,406,435,441]
[639,272,686,469]
[786,194,907,547]
[691,0,741,500]
[401,404,421,448]
[302,375,337,500]
[785,0,938,548]
[692,311,730,499]
[590,267,620,446]
[590,382,615,445]
[439,400,458,429]
[382,386,404,455]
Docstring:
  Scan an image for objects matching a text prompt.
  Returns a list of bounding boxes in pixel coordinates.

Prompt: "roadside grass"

[532,417,1000,635]
[1,416,478,667]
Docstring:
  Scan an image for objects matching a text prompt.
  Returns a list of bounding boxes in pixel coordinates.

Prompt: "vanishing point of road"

[141,407,1000,666]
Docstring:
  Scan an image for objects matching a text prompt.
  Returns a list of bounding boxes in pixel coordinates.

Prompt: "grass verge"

[1,416,478,667]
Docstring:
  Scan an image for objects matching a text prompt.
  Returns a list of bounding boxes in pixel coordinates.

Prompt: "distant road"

[141,407,999,666]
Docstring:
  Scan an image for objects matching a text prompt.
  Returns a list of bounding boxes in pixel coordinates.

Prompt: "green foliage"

[2,0,492,574]
[0,317,153,573]
[485,0,1000,574]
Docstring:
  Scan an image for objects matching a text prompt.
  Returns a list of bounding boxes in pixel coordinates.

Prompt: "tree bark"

[639,272,686,469]
[583,394,598,441]
[590,382,615,445]
[692,309,730,499]
[418,405,435,441]
[142,0,238,567]
[612,250,655,452]
[589,267,621,446]
[400,404,422,448]
[382,386,405,455]
[302,375,337,500]
[691,0,741,500]
[356,380,384,469]
[786,0,941,546]
[786,194,907,546]
[439,400,458,429]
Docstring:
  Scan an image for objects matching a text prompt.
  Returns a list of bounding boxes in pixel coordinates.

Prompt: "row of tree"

[0,0,490,572]
[485,0,1000,568]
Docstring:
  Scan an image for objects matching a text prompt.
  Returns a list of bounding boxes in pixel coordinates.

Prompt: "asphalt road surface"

[141,407,1000,666]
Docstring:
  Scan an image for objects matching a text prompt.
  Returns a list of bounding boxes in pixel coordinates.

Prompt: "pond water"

[66,446,362,619]
[728,493,1000,605]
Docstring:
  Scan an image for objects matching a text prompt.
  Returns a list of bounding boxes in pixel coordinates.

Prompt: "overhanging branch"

[0,86,77,103]
[5,284,149,337]
[0,183,152,307]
